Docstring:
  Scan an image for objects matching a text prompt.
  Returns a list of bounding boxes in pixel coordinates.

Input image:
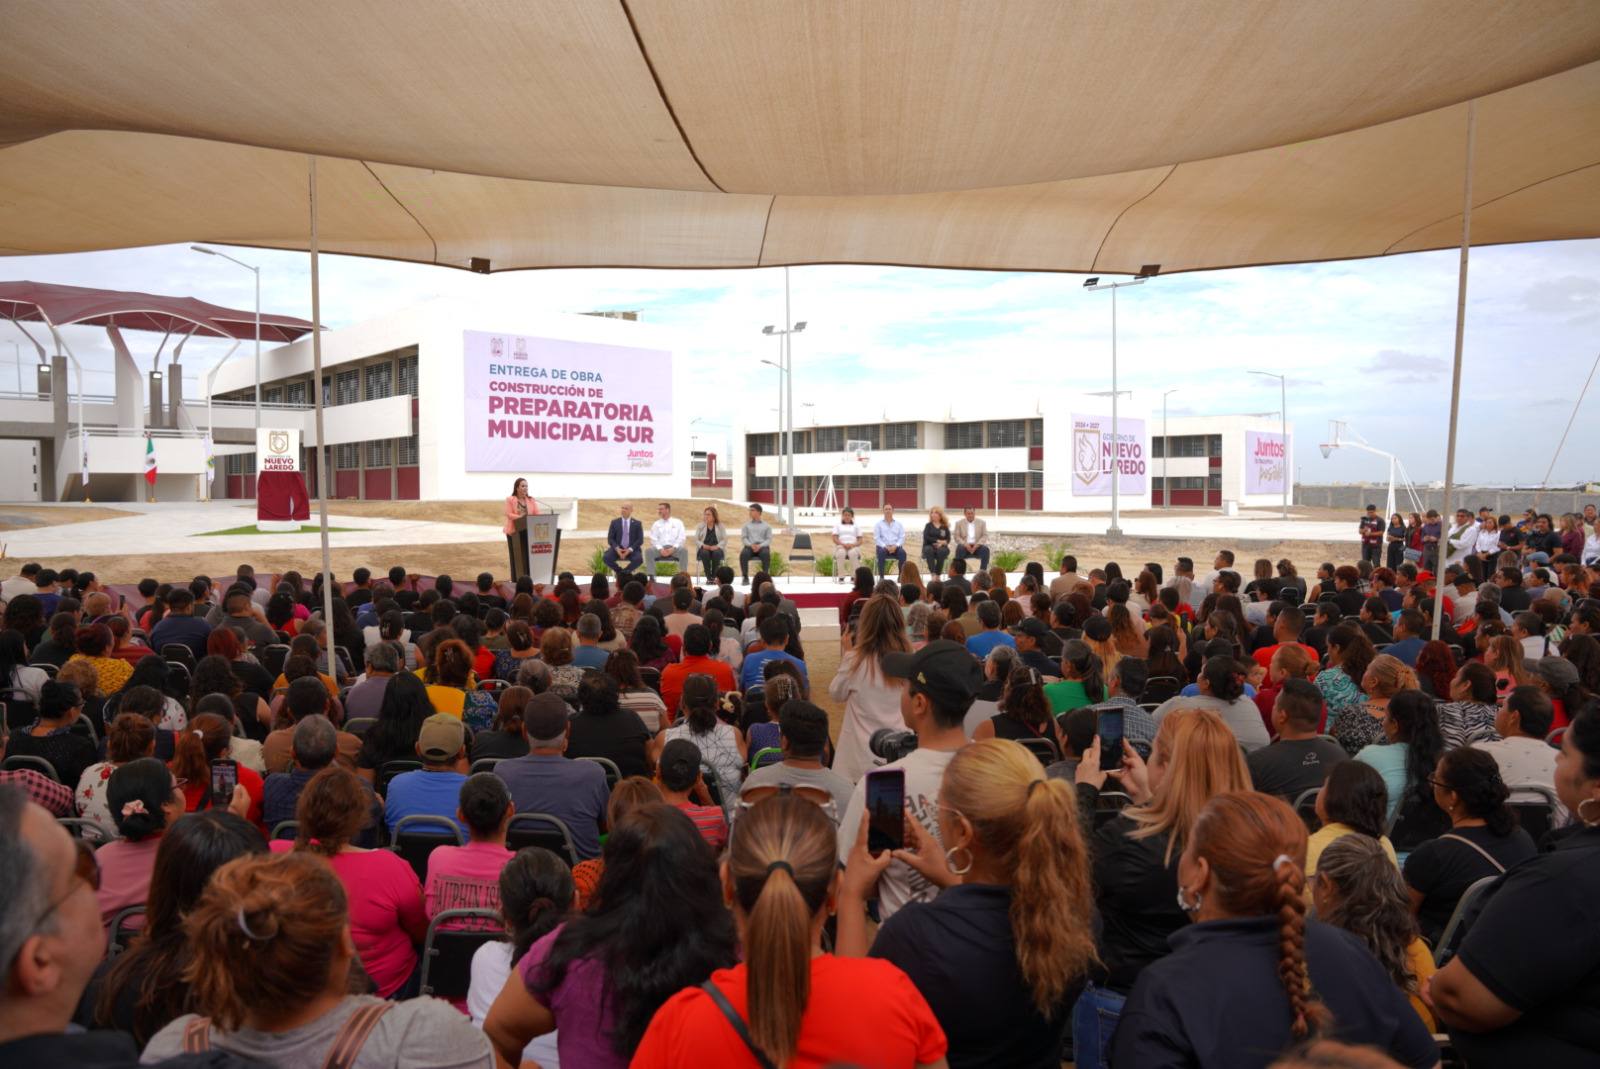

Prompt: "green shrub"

[587,548,610,576]
[1043,541,1070,570]
[653,560,682,577]
[994,549,1026,572]
[767,550,787,577]
[815,554,835,577]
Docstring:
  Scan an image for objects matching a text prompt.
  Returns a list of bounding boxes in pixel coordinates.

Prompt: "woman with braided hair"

[632,792,947,1068]
[1110,791,1439,1069]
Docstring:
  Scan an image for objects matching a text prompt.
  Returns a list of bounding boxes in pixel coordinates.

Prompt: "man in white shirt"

[1450,573,1479,626]
[952,507,989,572]
[1477,686,1567,825]
[1443,508,1476,574]
[643,502,688,577]
[1193,550,1239,612]
[831,507,862,582]
[1511,612,1548,661]
[836,640,982,920]
[872,504,906,578]
[0,562,39,603]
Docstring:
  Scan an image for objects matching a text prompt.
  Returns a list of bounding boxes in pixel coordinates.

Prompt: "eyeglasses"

[1426,777,1453,792]
[34,839,101,928]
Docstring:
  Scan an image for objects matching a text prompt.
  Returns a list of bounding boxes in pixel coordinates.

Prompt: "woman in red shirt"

[632,794,948,1069]
[169,712,264,829]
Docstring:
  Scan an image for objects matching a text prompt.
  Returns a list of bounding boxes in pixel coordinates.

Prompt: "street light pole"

[761,274,807,531]
[1249,370,1290,521]
[1084,274,1151,537]
[1162,388,1178,508]
[191,245,262,429]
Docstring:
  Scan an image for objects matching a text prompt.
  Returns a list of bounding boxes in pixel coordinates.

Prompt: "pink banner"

[1245,431,1287,494]
[463,330,673,474]
[1070,412,1146,496]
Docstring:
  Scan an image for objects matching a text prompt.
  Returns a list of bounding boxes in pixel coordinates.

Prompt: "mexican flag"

[143,434,157,485]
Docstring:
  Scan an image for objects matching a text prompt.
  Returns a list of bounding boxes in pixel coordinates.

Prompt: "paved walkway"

[0,499,1359,560]
[0,501,508,557]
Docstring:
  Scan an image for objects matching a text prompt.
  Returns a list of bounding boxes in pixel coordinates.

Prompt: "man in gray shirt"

[1246,678,1345,801]
[739,699,854,817]
[492,692,610,860]
[739,502,774,582]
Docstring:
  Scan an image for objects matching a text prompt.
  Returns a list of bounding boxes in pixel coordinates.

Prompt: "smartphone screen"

[865,769,906,854]
[1097,709,1125,771]
[209,758,238,805]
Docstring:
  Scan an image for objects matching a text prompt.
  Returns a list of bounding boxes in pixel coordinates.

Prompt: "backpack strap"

[320,1001,394,1069]
[698,981,778,1069]
[182,1017,212,1053]
[1439,832,1507,873]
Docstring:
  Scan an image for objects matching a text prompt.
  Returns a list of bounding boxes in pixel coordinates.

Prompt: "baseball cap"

[882,640,984,709]
[417,714,466,762]
[1008,617,1050,640]
[1534,657,1579,689]
[524,692,571,742]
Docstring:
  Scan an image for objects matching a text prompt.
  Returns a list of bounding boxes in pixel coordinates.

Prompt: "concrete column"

[166,362,183,429]
[148,372,165,428]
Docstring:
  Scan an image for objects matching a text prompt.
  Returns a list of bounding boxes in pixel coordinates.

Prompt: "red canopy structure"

[0,280,314,342]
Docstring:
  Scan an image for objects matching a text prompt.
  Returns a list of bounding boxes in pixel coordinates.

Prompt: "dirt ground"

[0,505,137,532]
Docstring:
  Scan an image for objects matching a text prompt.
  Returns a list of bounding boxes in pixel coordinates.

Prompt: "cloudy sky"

[4,237,1596,487]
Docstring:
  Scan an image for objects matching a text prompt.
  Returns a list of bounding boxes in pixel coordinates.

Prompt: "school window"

[750,475,775,490]
[883,474,917,489]
[746,433,778,457]
[366,439,392,467]
[947,472,985,489]
[988,420,1027,448]
[335,443,360,470]
[398,435,419,466]
[262,386,285,404]
[364,363,393,401]
[849,474,880,489]
[848,425,882,450]
[883,423,918,450]
[814,426,845,454]
[998,471,1029,489]
[285,382,308,406]
[1029,419,1044,447]
[397,354,418,397]
[945,422,984,449]
[335,370,360,406]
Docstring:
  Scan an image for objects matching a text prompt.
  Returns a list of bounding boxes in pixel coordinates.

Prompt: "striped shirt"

[676,802,728,851]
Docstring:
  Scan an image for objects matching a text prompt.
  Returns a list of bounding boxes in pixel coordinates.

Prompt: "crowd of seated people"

[3,512,1600,1068]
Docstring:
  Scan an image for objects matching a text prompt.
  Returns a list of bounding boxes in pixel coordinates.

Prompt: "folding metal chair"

[1433,874,1500,967]
[1292,788,1323,833]
[506,813,578,867]
[576,755,621,791]
[1,754,61,782]
[419,909,506,999]
[389,814,465,882]
[107,905,146,957]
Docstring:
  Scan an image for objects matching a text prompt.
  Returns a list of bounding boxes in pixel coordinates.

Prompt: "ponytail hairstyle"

[1199,656,1248,702]
[761,673,803,724]
[494,686,533,736]
[1188,791,1328,1040]
[941,739,1096,1014]
[432,638,474,687]
[726,792,839,1067]
[183,852,348,1032]
[169,713,232,788]
[1383,690,1444,805]
[293,766,371,857]
[1363,654,1418,700]
[1435,747,1517,837]
[679,673,720,735]
[1314,834,1424,997]
[499,846,575,962]
[1058,640,1105,703]
[1000,666,1052,731]
[108,757,173,841]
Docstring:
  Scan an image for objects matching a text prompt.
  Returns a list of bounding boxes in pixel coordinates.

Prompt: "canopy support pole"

[1432,99,1475,642]
[309,156,335,629]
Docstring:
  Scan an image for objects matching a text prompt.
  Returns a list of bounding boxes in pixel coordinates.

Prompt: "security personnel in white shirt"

[643,502,689,576]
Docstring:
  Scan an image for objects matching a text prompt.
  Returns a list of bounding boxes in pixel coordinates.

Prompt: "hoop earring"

[944,846,974,876]
[1176,885,1202,914]
[1579,797,1600,827]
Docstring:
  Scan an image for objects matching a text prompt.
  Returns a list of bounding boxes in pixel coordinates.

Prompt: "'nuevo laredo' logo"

[514,338,528,360]
[268,431,290,455]
[628,448,655,471]
[1073,428,1101,486]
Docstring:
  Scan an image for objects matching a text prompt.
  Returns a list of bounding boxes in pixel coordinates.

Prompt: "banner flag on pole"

[203,434,215,484]
[143,433,158,485]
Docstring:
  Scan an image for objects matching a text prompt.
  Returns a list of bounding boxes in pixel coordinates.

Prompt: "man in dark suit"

[605,501,644,582]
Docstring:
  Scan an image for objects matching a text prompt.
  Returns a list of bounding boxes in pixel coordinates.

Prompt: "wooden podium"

[510,513,562,585]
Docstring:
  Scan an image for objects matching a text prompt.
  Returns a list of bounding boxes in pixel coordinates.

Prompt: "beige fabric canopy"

[2,0,1597,274]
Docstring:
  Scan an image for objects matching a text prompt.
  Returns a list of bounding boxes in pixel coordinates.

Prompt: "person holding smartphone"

[838,738,1096,1069]
[835,640,983,921]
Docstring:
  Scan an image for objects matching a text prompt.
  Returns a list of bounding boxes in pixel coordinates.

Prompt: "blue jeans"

[875,545,906,576]
[1071,982,1127,1069]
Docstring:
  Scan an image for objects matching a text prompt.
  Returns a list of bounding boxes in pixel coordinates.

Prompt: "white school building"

[735,395,1293,515]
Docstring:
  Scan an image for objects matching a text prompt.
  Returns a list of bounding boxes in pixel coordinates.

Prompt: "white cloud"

[3,238,1598,486]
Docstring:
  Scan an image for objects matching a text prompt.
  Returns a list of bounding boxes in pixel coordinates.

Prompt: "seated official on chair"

[693,507,727,582]
[954,506,990,572]
[873,504,907,578]
[739,503,773,582]
[832,508,863,580]
[603,502,645,581]
[642,502,688,577]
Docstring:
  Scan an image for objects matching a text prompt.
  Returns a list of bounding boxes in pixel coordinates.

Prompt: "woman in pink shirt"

[425,772,515,923]
[95,757,186,933]
[278,766,428,998]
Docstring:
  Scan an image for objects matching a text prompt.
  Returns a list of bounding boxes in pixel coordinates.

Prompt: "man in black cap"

[835,640,982,921]
[1008,617,1060,678]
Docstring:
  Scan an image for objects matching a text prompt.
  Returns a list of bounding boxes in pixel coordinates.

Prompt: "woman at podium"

[504,478,541,576]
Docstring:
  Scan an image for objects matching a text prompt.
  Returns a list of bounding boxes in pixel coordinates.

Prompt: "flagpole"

[309,157,336,632]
